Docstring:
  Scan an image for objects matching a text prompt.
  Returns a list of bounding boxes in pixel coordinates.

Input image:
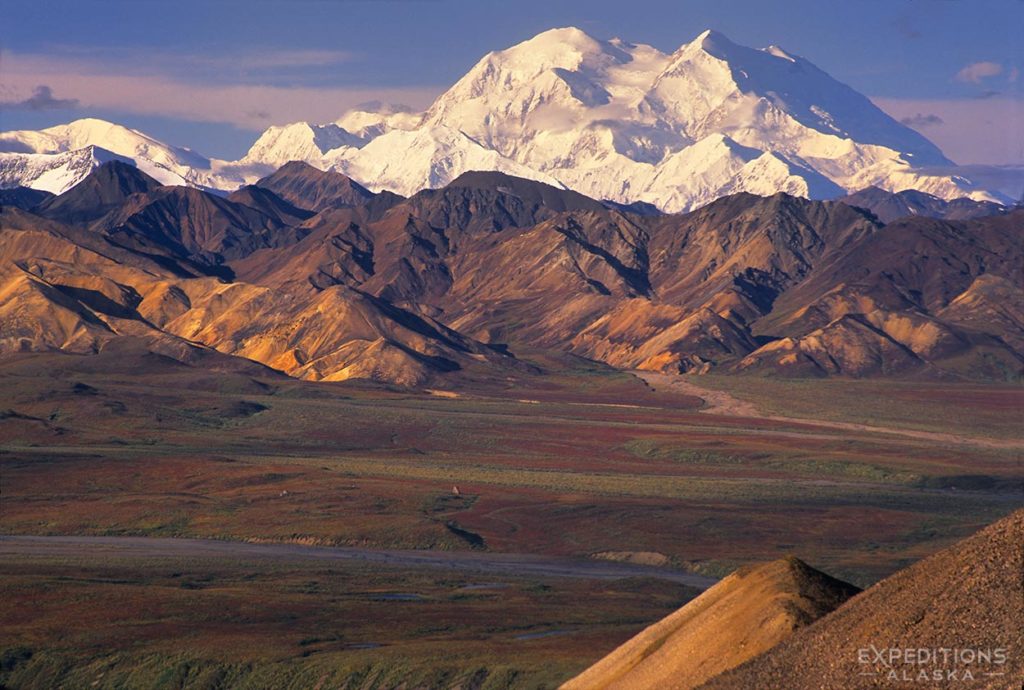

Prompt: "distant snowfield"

[0,28,1017,209]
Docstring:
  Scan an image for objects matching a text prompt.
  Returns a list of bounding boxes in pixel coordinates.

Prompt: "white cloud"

[954,61,1003,84]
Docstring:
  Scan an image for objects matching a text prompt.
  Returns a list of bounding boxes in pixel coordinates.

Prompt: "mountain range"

[2,28,1021,210]
[1,160,1020,384]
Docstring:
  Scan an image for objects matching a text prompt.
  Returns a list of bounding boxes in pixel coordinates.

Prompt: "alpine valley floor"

[1,349,1021,688]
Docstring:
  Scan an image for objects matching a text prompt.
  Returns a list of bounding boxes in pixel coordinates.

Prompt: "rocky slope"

[235,170,1022,379]
[701,509,1024,689]
[33,160,163,224]
[0,187,54,210]
[562,557,858,690]
[253,161,378,212]
[565,509,1023,690]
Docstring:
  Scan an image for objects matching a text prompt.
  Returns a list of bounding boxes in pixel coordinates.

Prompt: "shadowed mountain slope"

[400,170,610,234]
[34,160,162,225]
[0,190,518,385]
[226,185,316,226]
[743,211,1024,378]
[92,185,307,269]
[840,186,1009,224]
[233,173,1023,380]
[254,161,377,211]
[0,187,54,211]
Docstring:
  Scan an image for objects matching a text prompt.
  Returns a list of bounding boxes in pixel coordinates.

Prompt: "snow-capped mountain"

[362,27,991,208]
[0,145,132,195]
[0,118,288,194]
[326,125,567,191]
[0,119,213,193]
[0,29,1014,209]
[240,122,367,169]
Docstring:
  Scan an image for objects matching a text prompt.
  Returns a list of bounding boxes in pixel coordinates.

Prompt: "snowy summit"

[0,28,1009,209]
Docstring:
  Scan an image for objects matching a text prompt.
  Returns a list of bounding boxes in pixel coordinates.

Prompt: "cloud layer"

[2,85,80,111]
[0,48,440,129]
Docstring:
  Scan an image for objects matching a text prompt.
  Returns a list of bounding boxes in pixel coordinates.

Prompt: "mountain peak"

[243,122,364,168]
[676,27,768,65]
[565,555,858,690]
[691,29,798,64]
[34,159,163,224]
[522,26,599,48]
[90,159,161,185]
[692,28,732,49]
[255,160,374,212]
[276,160,320,174]
[443,170,597,206]
[704,510,1024,688]
[64,117,123,131]
[481,26,622,75]
[446,169,565,189]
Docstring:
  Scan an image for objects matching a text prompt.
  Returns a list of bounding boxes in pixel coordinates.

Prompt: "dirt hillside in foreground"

[702,508,1024,689]
[562,556,859,690]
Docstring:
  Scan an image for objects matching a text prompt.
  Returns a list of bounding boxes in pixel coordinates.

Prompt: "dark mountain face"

[839,186,1008,224]
[254,161,381,212]
[93,186,307,269]
[34,161,162,225]
[770,212,1022,319]
[645,192,880,308]
[0,187,54,211]
[0,206,207,279]
[226,185,315,226]
[741,211,1024,378]
[229,206,375,290]
[0,207,516,388]
[400,170,608,236]
[601,198,663,216]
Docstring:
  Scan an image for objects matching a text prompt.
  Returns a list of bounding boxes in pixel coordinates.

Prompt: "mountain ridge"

[2,161,1020,384]
[1,28,1017,208]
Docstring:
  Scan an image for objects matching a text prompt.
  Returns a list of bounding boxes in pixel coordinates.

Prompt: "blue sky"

[2,0,1021,163]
